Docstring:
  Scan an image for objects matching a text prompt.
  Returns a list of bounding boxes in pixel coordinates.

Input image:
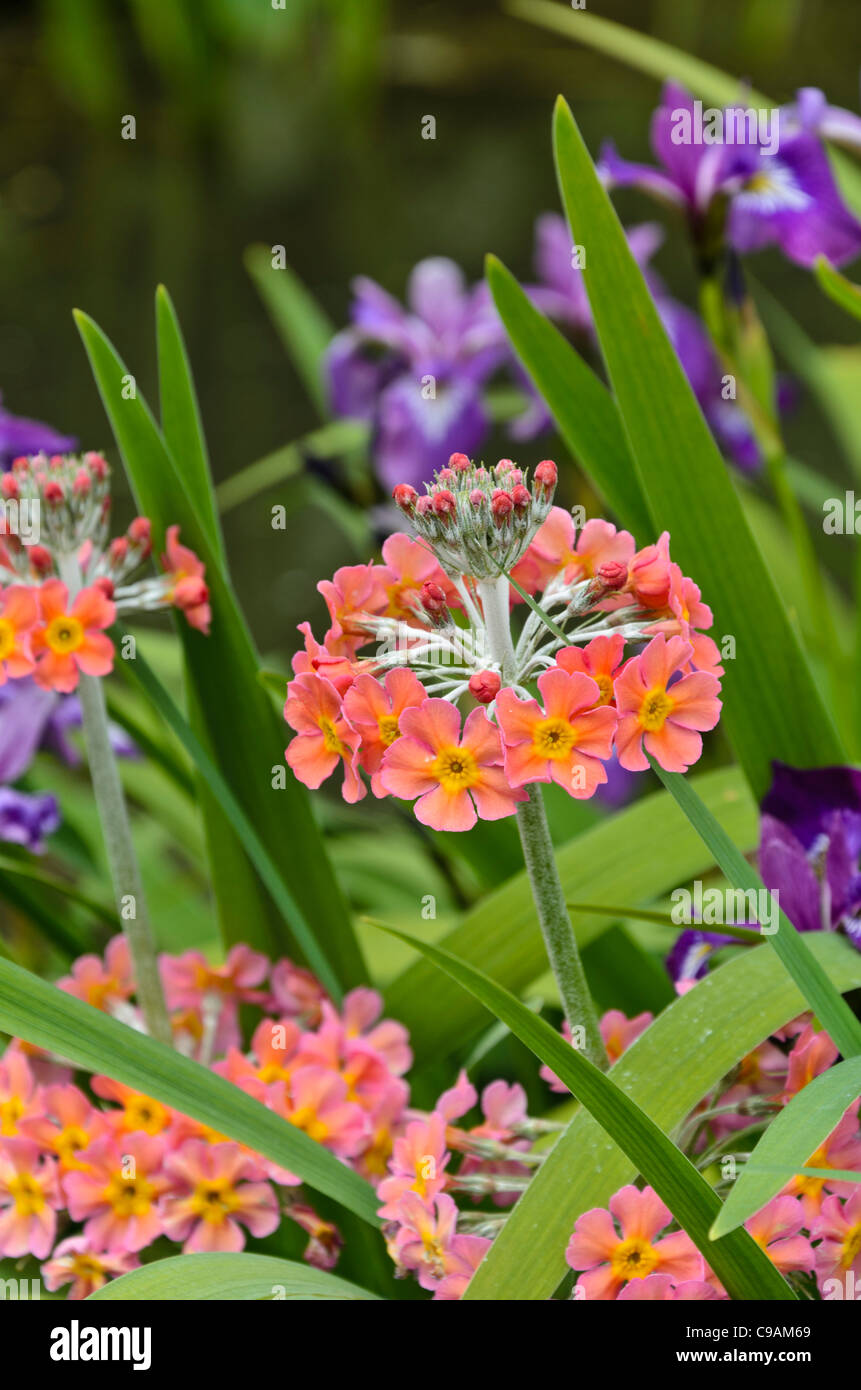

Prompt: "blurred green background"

[1,0,859,665]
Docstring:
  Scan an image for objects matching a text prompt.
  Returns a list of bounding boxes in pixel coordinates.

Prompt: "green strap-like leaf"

[155,285,225,563]
[485,255,653,539]
[88,1252,380,1301]
[550,98,844,799]
[370,920,794,1300]
[386,767,757,1061]
[653,763,861,1059]
[245,244,334,418]
[814,256,861,324]
[465,932,861,1299]
[712,1057,861,1237]
[0,955,380,1227]
[74,307,366,990]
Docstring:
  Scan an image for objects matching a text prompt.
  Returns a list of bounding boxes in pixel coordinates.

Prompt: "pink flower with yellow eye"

[555,634,626,708]
[32,579,115,693]
[781,1107,861,1223]
[160,1140,279,1253]
[285,671,365,803]
[496,669,617,797]
[614,634,721,773]
[317,561,388,654]
[0,585,38,682]
[811,1189,861,1291]
[57,934,134,1012]
[160,525,210,633]
[90,1077,174,1138]
[566,1185,703,1299]
[63,1133,170,1253]
[530,509,635,586]
[269,1065,368,1159]
[617,1274,720,1300]
[377,1112,450,1218]
[43,1236,139,1300]
[380,532,457,623]
[379,698,525,831]
[0,1138,62,1259]
[0,1048,44,1137]
[744,1196,815,1276]
[342,668,426,796]
[21,1083,109,1172]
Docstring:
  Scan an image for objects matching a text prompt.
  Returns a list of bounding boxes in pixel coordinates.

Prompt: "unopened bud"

[392,484,418,514]
[416,495,433,517]
[94,576,115,599]
[511,484,531,512]
[468,670,501,704]
[596,560,627,591]
[432,490,457,523]
[73,468,91,496]
[30,545,53,575]
[85,451,109,480]
[533,459,557,497]
[420,580,449,622]
[1,475,18,500]
[491,489,513,525]
[109,536,129,564]
[448,452,470,471]
[128,516,152,554]
[469,488,485,507]
[43,480,64,505]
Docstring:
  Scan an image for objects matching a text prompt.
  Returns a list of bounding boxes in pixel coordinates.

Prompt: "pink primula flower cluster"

[284,454,723,829]
[0,936,411,1297]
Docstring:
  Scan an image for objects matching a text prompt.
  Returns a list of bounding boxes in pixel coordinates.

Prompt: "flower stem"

[476,576,606,1070]
[514,790,606,1069]
[58,558,172,1045]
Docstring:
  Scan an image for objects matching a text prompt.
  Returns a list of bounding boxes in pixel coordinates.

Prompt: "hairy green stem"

[477,576,606,1070]
[58,559,172,1044]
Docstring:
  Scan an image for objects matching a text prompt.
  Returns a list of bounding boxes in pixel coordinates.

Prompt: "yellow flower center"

[9,1172,45,1215]
[0,619,16,660]
[0,1095,24,1136]
[123,1096,169,1135]
[104,1173,156,1217]
[430,746,479,791]
[71,1254,107,1280]
[257,1062,292,1084]
[46,614,84,655]
[319,716,347,756]
[592,674,614,706]
[640,688,674,732]
[610,1236,659,1282]
[533,717,577,759]
[377,714,401,746]
[745,171,776,195]
[841,1223,861,1270]
[55,1125,91,1168]
[289,1106,329,1144]
[189,1177,242,1225]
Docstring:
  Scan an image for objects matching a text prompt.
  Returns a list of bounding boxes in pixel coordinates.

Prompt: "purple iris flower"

[0,393,76,471]
[759,761,861,950]
[325,257,517,491]
[782,86,861,153]
[600,82,861,268]
[666,928,739,989]
[532,212,763,470]
[0,679,137,852]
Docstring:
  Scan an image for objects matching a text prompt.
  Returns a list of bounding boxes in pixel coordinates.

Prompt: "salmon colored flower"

[270,1066,368,1159]
[0,1049,44,1137]
[626,531,672,609]
[91,1077,173,1138]
[811,1189,861,1290]
[317,562,388,653]
[161,944,269,1055]
[64,1133,170,1252]
[335,987,412,1077]
[32,579,115,692]
[0,1137,62,1259]
[555,635,626,707]
[391,1191,461,1291]
[782,1024,838,1101]
[782,1107,861,1222]
[617,1274,720,1300]
[530,509,635,586]
[745,1196,815,1275]
[379,699,525,831]
[57,935,134,1013]
[160,1140,279,1253]
[378,1112,449,1218]
[566,1184,703,1299]
[161,525,210,633]
[601,1009,654,1063]
[291,621,365,694]
[21,1084,108,1172]
[43,1235,139,1300]
[434,1233,491,1300]
[342,668,426,795]
[496,669,617,796]
[0,585,38,682]
[380,533,457,623]
[285,671,365,803]
[614,634,721,773]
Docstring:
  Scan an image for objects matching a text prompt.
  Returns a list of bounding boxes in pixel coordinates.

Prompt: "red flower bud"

[85,451,109,480]
[491,489,513,524]
[437,468,456,483]
[416,495,433,516]
[392,484,418,513]
[448,452,470,471]
[469,488,485,507]
[73,468,91,495]
[495,458,515,476]
[596,559,627,591]
[468,670,501,704]
[1,475,18,500]
[11,457,30,474]
[94,576,115,599]
[511,484,531,511]
[43,480,64,505]
[432,489,457,522]
[533,459,558,496]
[420,580,449,619]
[109,536,129,564]
[30,545,53,575]
[128,516,152,555]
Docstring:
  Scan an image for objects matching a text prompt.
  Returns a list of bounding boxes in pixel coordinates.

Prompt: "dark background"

[2,0,859,654]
